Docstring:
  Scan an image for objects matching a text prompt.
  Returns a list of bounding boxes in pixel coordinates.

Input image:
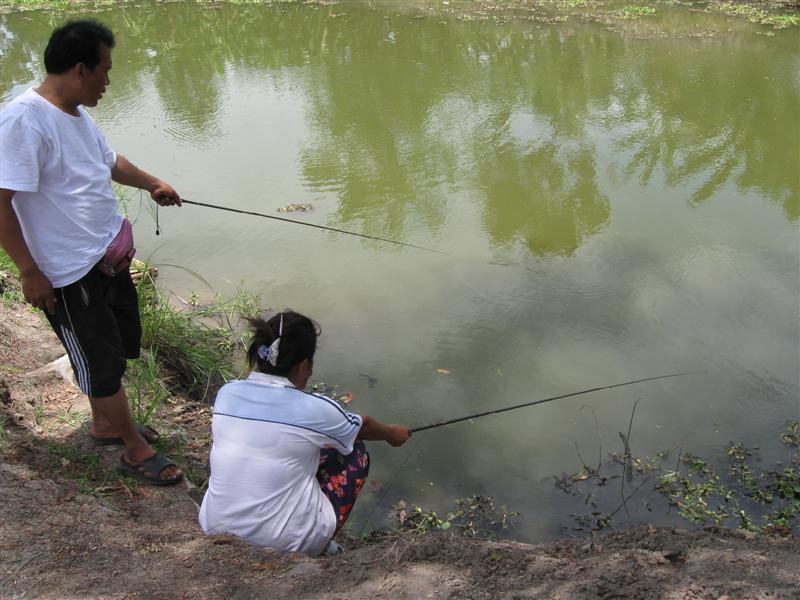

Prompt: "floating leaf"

[277,203,313,212]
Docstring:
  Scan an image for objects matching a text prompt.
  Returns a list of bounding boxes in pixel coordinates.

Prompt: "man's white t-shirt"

[198,372,363,556]
[0,88,122,288]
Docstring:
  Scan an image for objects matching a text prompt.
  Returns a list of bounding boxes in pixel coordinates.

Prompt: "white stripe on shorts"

[57,288,91,395]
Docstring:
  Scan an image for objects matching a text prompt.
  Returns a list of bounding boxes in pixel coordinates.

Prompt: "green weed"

[617,5,657,17]
[0,248,23,306]
[562,420,800,534]
[192,285,263,353]
[711,1,800,28]
[46,440,138,501]
[34,402,45,426]
[761,14,800,28]
[655,428,800,532]
[57,407,89,428]
[136,276,238,402]
[559,0,591,8]
[0,248,18,275]
[781,420,799,447]
[124,352,171,425]
[393,495,518,537]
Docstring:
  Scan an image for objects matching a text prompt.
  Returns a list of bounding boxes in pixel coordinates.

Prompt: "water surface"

[2,1,798,540]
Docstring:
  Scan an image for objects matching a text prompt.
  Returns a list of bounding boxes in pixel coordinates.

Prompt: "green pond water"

[2,1,798,540]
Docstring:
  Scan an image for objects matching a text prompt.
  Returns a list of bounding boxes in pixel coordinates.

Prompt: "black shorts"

[45,265,141,398]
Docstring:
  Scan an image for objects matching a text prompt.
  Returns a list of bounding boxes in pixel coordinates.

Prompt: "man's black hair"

[43,20,115,75]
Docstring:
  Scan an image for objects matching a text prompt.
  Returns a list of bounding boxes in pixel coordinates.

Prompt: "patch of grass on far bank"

[712,1,800,28]
[1,0,798,30]
[617,5,657,18]
[0,0,75,13]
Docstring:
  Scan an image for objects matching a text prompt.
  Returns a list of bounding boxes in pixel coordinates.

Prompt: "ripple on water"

[93,88,148,128]
[162,118,224,149]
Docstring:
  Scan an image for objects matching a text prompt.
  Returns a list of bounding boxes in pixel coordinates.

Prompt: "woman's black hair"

[246,311,320,377]
[44,20,115,75]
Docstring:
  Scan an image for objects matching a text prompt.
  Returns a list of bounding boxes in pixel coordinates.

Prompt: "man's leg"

[87,393,124,439]
[47,268,181,483]
[90,388,182,481]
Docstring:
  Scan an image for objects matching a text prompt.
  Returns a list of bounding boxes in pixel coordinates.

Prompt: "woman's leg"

[317,440,370,534]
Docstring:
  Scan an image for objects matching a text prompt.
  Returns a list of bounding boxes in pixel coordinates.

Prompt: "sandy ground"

[1,301,798,600]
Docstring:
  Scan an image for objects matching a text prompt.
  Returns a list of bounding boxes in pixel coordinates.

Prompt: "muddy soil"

[1,301,798,600]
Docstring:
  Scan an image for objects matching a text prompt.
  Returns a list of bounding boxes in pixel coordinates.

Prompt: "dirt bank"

[1,301,798,600]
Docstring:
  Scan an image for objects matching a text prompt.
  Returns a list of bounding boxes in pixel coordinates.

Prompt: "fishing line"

[410,370,706,433]
[358,435,424,537]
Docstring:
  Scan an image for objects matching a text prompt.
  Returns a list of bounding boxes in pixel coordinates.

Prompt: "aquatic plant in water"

[393,495,519,537]
[653,422,800,533]
[555,420,799,535]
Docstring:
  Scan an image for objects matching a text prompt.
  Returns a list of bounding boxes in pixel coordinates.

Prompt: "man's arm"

[0,188,56,314]
[358,415,411,447]
[111,155,181,207]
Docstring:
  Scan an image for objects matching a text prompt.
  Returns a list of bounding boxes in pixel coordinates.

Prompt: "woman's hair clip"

[257,313,284,367]
[257,338,281,366]
[257,344,271,362]
[266,338,280,366]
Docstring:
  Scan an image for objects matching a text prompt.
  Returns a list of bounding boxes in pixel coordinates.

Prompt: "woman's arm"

[358,415,411,447]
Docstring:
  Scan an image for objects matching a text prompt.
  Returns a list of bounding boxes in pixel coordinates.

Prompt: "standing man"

[0,20,182,485]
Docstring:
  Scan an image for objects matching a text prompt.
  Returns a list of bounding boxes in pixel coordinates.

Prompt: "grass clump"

[617,5,657,17]
[760,13,800,28]
[0,248,23,306]
[46,440,138,503]
[559,0,592,8]
[392,495,519,538]
[134,272,244,403]
[130,260,261,406]
[125,351,171,425]
[712,1,800,28]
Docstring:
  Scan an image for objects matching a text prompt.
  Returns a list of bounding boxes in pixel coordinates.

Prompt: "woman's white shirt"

[198,372,362,556]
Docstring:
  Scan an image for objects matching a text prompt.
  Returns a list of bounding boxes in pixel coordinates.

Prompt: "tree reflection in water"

[1,3,796,242]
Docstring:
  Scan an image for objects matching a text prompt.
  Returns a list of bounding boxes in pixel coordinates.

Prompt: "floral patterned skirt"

[317,440,370,534]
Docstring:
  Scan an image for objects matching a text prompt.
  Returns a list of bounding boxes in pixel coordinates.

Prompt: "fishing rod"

[175,198,550,275]
[180,199,446,255]
[410,370,705,433]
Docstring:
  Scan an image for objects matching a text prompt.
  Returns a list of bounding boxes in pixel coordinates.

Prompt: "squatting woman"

[198,311,411,556]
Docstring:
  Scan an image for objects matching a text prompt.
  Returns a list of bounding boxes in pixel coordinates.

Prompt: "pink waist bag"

[97,218,136,277]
